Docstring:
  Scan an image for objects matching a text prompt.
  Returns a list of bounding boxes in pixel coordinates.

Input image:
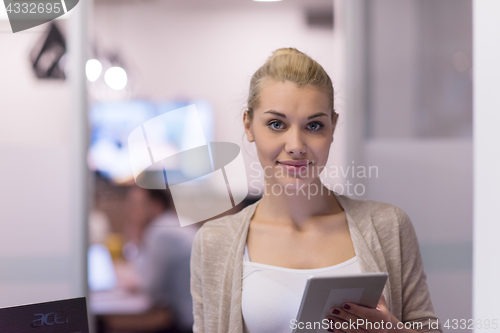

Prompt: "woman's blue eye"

[268,120,285,130]
[308,122,324,131]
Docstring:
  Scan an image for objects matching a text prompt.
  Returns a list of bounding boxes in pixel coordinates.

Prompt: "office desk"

[91,290,174,333]
[90,259,175,333]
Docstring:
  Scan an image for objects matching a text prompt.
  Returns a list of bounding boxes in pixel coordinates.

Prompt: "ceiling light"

[104,66,127,91]
[86,59,102,82]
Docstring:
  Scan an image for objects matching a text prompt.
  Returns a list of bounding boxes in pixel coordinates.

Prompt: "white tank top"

[241,244,362,333]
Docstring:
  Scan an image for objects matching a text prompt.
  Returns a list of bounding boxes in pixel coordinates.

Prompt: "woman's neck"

[255,178,343,228]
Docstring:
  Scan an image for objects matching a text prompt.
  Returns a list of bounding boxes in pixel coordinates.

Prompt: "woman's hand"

[325,295,403,333]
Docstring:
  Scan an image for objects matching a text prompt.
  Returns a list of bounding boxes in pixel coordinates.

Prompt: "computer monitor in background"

[88,244,117,292]
[88,99,214,185]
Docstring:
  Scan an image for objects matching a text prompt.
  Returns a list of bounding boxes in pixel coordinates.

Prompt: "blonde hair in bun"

[246,47,335,122]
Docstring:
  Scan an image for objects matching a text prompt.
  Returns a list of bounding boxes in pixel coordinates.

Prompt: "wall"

[473,0,500,325]
[0,6,87,307]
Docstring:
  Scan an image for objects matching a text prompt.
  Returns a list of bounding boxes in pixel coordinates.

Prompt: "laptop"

[0,297,89,333]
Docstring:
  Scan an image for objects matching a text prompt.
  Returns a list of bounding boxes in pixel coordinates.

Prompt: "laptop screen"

[88,243,117,291]
[0,297,89,333]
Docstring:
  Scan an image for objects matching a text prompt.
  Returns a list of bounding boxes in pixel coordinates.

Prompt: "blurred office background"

[0,0,479,332]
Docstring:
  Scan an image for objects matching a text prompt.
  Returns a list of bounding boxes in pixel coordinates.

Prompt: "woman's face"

[244,80,337,189]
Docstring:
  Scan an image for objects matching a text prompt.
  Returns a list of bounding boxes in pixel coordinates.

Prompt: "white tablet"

[292,272,388,333]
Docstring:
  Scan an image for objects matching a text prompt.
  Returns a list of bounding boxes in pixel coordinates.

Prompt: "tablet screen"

[293,273,388,333]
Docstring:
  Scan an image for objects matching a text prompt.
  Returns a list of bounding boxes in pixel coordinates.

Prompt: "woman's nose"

[284,128,306,156]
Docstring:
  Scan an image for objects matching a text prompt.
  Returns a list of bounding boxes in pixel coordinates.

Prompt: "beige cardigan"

[190,194,441,332]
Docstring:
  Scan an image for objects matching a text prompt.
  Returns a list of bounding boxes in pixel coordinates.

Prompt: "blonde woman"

[190,48,441,333]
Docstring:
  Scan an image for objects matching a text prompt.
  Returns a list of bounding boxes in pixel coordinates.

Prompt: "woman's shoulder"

[193,201,259,247]
[336,194,410,228]
[337,194,417,257]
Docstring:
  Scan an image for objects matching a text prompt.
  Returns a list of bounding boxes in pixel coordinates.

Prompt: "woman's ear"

[243,110,255,142]
[330,112,339,143]
[332,112,339,133]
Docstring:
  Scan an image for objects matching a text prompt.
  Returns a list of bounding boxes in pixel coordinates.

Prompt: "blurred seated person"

[125,186,197,333]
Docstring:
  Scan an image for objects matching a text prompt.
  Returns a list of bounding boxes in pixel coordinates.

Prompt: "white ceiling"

[1,0,333,24]
[1,0,333,21]
[95,0,333,11]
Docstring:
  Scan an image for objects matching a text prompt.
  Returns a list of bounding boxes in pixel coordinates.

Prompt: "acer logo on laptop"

[0,297,88,333]
[31,309,75,327]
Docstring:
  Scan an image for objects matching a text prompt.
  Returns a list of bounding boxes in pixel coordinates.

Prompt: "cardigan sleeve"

[190,228,205,333]
[396,206,442,333]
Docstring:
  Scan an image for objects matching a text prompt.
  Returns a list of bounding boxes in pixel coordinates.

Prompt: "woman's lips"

[277,161,312,174]
[279,160,310,166]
